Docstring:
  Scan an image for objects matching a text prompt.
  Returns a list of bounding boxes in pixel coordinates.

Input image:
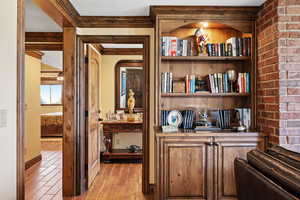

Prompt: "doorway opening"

[24,50,64,199]
[23,0,64,199]
[77,35,151,196]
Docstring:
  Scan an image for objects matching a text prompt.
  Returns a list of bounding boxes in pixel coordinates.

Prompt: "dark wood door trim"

[17,0,25,199]
[77,35,151,194]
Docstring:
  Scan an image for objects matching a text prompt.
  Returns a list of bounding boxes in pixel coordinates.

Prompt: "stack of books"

[208,72,250,94]
[226,37,251,57]
[161,72,173,93]
[237,73,251,93]
[161,37,192,56]
[217,110,231,129]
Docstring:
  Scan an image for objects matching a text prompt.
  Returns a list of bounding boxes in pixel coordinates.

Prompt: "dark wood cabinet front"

[214,136,265,200]
[156,136,214,200]
[155,133,266,200]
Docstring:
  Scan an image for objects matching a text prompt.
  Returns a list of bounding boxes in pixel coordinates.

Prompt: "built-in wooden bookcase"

[155,16,257,130]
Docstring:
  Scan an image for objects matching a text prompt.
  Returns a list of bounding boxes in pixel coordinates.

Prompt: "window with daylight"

[40,84,63,105]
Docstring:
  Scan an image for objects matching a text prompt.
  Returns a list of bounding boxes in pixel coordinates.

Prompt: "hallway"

[25,140,153,200]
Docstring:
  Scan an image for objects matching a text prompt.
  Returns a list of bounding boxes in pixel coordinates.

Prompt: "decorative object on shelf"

[195,77,208,92]
[127,145,141,153]
[235,108,251,131]
[227,69,237,93]
[198,110,209,127]
[162,110,183,132]
[127,89,136,122]
[194,28,209,56]
[173,80,185,93]
[167,110,183,127]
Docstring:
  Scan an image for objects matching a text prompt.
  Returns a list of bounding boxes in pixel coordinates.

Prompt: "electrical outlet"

[0,110,8,128]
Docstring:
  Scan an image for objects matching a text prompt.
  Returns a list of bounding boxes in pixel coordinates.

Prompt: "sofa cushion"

[247,150,300,198]
[234,158,299,200]
[267,146,300,169]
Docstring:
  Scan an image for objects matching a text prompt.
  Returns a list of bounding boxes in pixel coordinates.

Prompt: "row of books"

[161,37,192,57]
[160,110,171,126]
[237,73,251,93]
[206,43,232,57]
[161,72,173,93]
[226,37,252,57]
[161,73,200,94]
[185,75,196,93]
[181,110,195,129]
[160,36,251,57]
[208,72,250,93]
[216,110,231,129]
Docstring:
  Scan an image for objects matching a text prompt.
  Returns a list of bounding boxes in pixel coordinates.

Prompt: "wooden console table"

[101,120,143,161]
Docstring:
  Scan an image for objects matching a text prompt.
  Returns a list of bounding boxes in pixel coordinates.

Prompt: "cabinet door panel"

[215,137,265,200]
[169,147,205,197]
[160,137,213,200]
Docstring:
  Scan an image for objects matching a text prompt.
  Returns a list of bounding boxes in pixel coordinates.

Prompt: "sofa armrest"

[234,158,299,200]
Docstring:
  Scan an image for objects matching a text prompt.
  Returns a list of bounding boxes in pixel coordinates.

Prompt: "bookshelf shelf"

[161,56,251,61]
[161,93,251,97]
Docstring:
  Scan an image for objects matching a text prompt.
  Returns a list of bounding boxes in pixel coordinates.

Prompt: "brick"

[280,112,300,119]
[286,7,300,15]
[287,120,300,127]
[286,0,300,6]
[287,136,300,144]
[287,103,300,111]
[287,88,300,95]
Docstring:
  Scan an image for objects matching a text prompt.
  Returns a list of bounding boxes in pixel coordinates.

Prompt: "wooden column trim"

[17,0,25,199]
[63,27,77,196]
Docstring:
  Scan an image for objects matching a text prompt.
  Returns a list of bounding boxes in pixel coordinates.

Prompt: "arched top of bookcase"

[160,20,253,37]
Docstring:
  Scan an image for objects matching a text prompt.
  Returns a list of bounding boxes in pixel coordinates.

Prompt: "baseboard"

[25,154,42,169]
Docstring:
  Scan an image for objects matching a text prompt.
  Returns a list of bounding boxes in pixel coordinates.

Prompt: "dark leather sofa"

[234,146,300,200]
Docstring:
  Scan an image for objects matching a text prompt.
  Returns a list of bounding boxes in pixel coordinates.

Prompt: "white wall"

[42,51,63,70]
[0,0,17,199]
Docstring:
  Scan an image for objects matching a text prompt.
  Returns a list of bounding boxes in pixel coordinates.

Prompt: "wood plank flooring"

[25,140,153,200]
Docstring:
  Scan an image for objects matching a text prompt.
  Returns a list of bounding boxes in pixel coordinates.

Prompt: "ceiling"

[25,0,266,32]
[101,44,143,49]
[25,0,62,32]
[70,0,266,16]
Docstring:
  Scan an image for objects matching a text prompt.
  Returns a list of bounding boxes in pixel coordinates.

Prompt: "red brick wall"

[257,0,300,152]
[257,0,280,145]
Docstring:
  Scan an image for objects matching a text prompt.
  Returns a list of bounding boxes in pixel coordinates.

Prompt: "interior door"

[86,44,101,188]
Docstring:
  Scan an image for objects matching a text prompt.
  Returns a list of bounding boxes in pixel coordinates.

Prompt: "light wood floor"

[25,140,153,200]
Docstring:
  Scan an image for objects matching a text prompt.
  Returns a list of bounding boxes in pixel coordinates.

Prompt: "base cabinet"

[156,134,265,200]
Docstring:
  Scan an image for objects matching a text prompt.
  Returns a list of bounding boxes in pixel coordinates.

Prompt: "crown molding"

[77,16,154,28]
[102,48,143,55]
